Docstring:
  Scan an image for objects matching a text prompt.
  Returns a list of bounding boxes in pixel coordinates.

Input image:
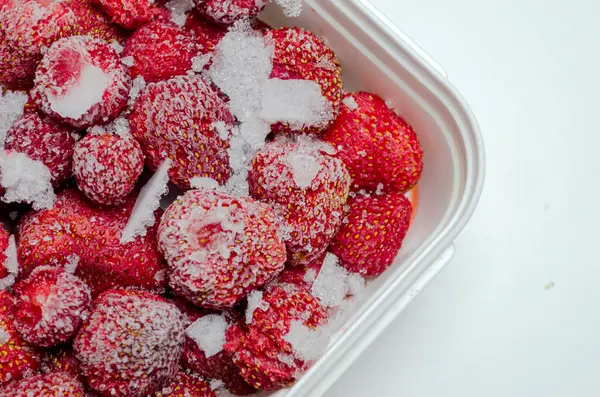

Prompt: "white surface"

[325,0,600,396]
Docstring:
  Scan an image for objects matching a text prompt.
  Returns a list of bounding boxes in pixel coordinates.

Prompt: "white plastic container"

[259,0,485,396]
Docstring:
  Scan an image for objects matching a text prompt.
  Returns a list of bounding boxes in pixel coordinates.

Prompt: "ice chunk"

[284,320,329,362]
[0,151,56,210]
[0,324,10,345]
[311,253,365,307]
[245,290,269,324]
[121,56,135,67]
[260,78,334,130]
[0,90,28,147]
[273,0,304,17]
[286,151,322,189]
[343,96,359,111]
[211,121,232,141]
[48,63,110,120]
[185,314,228,358]
[128,76,147,106]
[64,254,80,274]
[121,160,172,243]
[190,177,219,190]
[191,54,213,72]
[110,40,124,54]
[0,235,18,290]
[239,119,270,151]
[165,0,195,27]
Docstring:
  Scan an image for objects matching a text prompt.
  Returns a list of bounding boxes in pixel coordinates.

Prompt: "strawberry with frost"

[64,0,128,43]
[0,372,86,397]
[92,0,159,29]
[13,266,91,347]
[0,90,28,147]
[249,137,351,266]
[0,229,19,291]
[31,35,131,129]
[194,0,268,26]
[158,189,287,309]
[74,289,186,397]
[153,368,216,397]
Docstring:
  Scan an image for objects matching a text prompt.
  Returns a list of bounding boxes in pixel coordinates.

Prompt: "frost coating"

[0,236,19,290]
[245,290,269,324]
[166,0,195,26]
[186,314,228,358]
[287,152,322,189]
[311,253,364,307]
[0,90,28,147]
[273,0,304,17]
[283,320,329,362]
[0,324,9,345]
[0,151,56,210]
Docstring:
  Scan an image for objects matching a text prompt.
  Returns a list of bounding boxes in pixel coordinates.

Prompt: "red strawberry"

[329,191,413,276]
[0,227,9,281]
[13,266,91,347]
[194,0,268,26]
[269,27,344,134]
[181,310,256,395]
[248,138,351,266]
[129,75,234,189]
[92,0,158,30]
[64,0,128,44]
[0,0,77,89]
[0,372,85,397]
[322,92,423,193]
[0,229,17,291]
[0,311,42,386]
[152,368,215,397]
[276,254,325,289]
[73,289,185,397]
[42,347,81,378]
[225,282,328,390]
[122,20,200,83]
[17,189,168,297]
[159,189,287,309]
[185,12,227,54]
[72,132,144,206]
[0,290,16,316]
[31,36,131,129]
[5,113,78,188]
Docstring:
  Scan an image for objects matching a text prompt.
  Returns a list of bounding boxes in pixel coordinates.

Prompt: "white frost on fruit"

[245,290,269,324]
[165,0,195,27]
[189,176,219,190]
[284,320,329,362]
[273,0,304,17]
[185,314,228,358]
[261,78,333,130]
[0,90,28,148]
[286,152,322,189]
[48,63,110,120]
[191,54,213,72]
[109,40,124,54]
[121,159,172,244]
[121,56,135,67]
[342,96,359,111]
[0,151,56,210]
[311,253,365,308]
[128,76,147,106]
[239,119,270,151]
[0,235,19,290]
[0,324,10,346]
[64,254,80,274]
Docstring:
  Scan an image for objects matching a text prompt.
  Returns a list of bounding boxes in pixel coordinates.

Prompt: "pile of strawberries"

[0,0,423,396]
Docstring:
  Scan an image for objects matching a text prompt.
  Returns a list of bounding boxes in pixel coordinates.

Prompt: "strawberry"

[0,311,42,386]
[0,372,85,397]
[322,92,423,193]
[92,0,158,30]
[194,0,268,26]
[248,138,351,266]
[72,132,144,206]
[129,75,234,189]
[329,191,413,276]
[17,189,168,297]
[64,0,128,44]
[0,227,9,282]
[269,27,344,134]
[0,0,77,89]
[0,230,17,291]
[276,254,325,289]
[5,113,78,188]
[42,347,81,378]
[152,368,215,397]
[31,36,131,129]
[185,11,227,54]
[0,290,16,316]
[225,282,328,390]
[122,20,201,83]
[12,266,91,348]
[73,289,185,397]
[158,189,287,309]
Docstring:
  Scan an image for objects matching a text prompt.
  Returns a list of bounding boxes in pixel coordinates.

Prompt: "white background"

[325,0,600,396]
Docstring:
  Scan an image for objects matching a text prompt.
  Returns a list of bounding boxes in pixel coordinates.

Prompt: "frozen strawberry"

[268,27,343,134]
[4,113,78,188]
[181,311,256,395]
[0,372,85,397]
[72,132,144,206]
[129,75,234,189]
[225,282,328,390]
[0,0,77,89]
[17,189,167,297]
[185,11,227,54]
[276,254,325,289]
[74,289,185,397]
[31,36,131,129]
[122,20,201,83]
[249,138,351,266]
[42,347,81,378]
[65,0,128,43]
[158,189,286,309]
[194,0,268,26]
[0,227,9,282]
[152,368,215,397]
[330,191,412,276]
[0,312,42,386]
[0,231,18,291]
[323,92,423,193]
[0,290,16,316]
[92,0,158,30]
[12,266,91,347]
